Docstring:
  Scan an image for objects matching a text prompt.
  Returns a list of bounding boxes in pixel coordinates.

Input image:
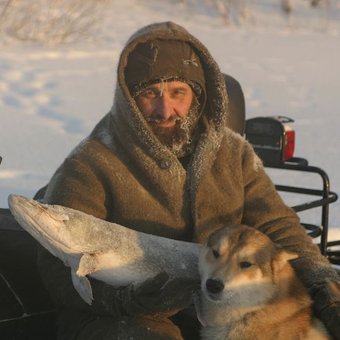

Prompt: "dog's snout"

[206,278,224,294]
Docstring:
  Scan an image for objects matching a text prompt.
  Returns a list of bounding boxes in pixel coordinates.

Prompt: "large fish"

[8,194,200,305]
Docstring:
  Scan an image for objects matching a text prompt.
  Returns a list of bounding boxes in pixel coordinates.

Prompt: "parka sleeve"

[241,141,340,338]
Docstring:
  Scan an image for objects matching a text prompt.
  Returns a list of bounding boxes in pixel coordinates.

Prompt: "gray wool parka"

[38,21,340,336]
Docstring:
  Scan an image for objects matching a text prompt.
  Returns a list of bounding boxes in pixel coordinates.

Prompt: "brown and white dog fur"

[197,224,330,340]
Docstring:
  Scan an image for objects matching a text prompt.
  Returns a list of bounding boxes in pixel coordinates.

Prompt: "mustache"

[145,115,182,124]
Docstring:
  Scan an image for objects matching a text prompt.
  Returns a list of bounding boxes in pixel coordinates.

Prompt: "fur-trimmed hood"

[106,21,229,167]
[87,22,231,201]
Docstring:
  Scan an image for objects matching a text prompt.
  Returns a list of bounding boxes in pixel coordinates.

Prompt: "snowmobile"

[0,74,339,339]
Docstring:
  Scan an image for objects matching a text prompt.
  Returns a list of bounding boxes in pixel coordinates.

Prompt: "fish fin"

[77,253,97,277]
[193,293,207,327]
[71,269,93,305]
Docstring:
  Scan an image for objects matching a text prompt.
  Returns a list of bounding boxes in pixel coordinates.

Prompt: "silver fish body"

[8,194,200,304]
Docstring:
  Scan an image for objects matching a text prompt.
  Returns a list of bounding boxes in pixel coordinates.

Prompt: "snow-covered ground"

[1,0,340,242]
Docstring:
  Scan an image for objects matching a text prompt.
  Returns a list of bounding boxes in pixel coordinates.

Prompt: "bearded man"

[38,22,340,340]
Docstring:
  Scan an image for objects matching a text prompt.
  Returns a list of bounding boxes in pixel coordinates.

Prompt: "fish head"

[8,194,72,257]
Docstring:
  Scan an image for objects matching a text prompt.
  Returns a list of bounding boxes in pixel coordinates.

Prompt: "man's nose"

[154,95,173,120]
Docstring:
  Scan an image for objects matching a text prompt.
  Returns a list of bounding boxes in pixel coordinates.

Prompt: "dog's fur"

[197,224,330,340]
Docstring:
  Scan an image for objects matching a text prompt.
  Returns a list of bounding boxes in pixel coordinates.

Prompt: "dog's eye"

[239,261,253,269]
[212,249,220,258]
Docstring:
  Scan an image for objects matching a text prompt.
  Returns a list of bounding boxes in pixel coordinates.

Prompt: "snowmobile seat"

[223,73,246,135]
[0,208,56,339]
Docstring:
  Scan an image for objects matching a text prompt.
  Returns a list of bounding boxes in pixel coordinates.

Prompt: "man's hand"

[91,272,199,317]
[121,272,199,316]
[312,279,340,340]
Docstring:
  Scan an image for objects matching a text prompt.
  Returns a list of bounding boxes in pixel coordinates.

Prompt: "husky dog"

[197,224,330,340]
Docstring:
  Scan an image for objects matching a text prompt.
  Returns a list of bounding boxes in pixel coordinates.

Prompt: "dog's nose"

[206,278,224,294]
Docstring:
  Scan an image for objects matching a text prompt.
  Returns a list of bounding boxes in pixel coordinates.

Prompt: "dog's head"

[199,224,297,311]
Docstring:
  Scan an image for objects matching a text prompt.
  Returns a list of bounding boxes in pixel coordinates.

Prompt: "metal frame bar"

[266,160,338,255]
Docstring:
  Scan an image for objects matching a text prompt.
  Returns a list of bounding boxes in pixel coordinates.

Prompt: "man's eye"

[140,89,157,99]
[172,89,186,97]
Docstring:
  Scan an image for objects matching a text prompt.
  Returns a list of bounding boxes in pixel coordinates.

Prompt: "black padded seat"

[0,208,56,339]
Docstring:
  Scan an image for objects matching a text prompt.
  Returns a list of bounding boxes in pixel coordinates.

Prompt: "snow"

[1,0,340,243]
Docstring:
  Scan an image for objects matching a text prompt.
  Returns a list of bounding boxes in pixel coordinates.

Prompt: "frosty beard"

[148,98,201,158]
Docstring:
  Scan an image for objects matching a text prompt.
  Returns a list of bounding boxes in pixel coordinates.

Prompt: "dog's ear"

[272,250,298,273]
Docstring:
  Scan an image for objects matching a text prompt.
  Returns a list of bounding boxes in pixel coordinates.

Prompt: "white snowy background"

[1,0,340,245]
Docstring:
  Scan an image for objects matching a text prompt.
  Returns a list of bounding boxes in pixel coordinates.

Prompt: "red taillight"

[283,126,295,161]
[245,116,295,166]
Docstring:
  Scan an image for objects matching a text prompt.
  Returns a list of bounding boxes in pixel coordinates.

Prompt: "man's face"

[135,81,193,128]
[134,81,200,156]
